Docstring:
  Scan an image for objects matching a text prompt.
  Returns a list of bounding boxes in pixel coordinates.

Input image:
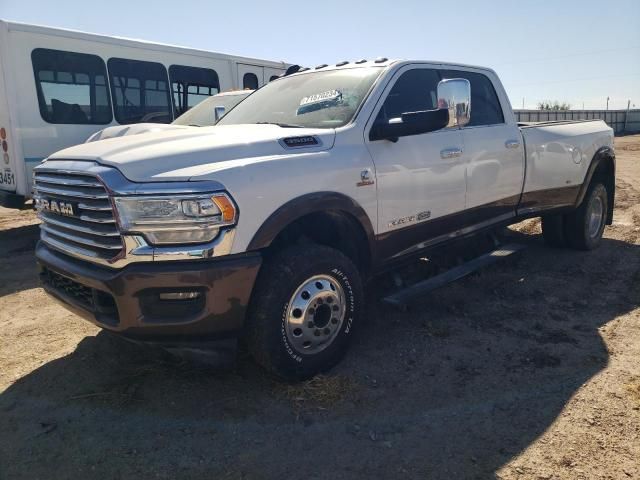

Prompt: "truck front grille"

[34,171,123,262]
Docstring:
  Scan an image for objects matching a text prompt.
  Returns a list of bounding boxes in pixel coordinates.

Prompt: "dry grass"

[282,374,359,415]
[510,218,541,236]
[625,379,640,406]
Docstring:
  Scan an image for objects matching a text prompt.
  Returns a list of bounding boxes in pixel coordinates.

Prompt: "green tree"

[537,101,571,111]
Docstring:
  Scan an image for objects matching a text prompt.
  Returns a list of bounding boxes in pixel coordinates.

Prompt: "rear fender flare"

[575,146,615,223]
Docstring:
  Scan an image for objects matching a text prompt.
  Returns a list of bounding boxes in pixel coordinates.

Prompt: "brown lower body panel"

[36,242,262,340]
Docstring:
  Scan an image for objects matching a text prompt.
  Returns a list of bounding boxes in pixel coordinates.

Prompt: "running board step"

[381,243,527,311]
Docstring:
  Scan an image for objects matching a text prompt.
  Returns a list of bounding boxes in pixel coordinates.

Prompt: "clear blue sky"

[2,0,639,109]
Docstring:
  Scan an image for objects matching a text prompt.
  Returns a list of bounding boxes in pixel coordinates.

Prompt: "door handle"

[505,140,520,149]
[440,147,463,159]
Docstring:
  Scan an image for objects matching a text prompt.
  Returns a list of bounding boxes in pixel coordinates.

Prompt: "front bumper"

[36,241,262,340]
[0,189,25,209]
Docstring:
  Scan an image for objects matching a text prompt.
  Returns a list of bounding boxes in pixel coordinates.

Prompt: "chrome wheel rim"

[285,274,346,355]
[587,195,604,238]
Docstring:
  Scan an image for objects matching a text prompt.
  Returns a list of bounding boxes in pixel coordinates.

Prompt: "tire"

[541,214,567,247]
[245,244,363,381]
[564,181,608,250]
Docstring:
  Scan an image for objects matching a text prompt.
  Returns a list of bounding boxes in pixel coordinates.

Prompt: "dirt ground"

[1,136,639,480]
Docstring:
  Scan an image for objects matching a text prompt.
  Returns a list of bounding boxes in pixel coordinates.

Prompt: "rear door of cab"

[440,68,524,223]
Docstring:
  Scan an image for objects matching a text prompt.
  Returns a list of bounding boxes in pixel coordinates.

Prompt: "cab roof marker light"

[336,61,349,66]
[355,59,367,64]
[315,64,328,69]
[284,65,301,76]
[374,57,388,63]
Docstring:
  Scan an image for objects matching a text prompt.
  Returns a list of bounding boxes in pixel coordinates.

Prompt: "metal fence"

[514,109,640,135]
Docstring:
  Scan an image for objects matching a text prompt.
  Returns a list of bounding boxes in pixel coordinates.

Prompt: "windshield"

[171,92,251,127]
[217,67,383,129]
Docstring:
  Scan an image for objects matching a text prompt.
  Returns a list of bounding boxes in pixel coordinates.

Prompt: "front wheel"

[245,244,363,381]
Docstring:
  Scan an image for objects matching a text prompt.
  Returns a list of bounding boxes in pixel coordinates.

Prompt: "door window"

[440,70,504,126]
[374,68,440,124]
[31,48,112,124]
[108,58,172,124]
[169,65,220,116]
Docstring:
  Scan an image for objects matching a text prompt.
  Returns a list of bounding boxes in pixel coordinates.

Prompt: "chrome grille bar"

[34,184,109,200]
[38,213,120,237]
[78,202,113,212]
[78,214,116,224]
[34,174,104,189]
[40,224,122,251]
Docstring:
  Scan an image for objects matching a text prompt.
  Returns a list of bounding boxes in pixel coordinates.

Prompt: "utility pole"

[522,98,525,109]
[624,100,631,133]
[606,96,610,110]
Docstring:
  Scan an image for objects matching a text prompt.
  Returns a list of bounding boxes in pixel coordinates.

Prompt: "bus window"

[243,73,259,90]
[169,65,219,116]
[107,58,172,124]
[31,49,112,124]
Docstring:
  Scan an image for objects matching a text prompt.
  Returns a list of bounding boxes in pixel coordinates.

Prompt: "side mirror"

[213,106,226,123]
[370,108,449,141]
[370,77,471,142]
[437,78,471,128]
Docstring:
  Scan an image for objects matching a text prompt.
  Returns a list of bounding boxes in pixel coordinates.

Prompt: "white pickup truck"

[34,59,615,380]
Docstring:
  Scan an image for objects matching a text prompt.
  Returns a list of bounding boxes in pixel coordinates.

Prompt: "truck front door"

[366,66,466,259]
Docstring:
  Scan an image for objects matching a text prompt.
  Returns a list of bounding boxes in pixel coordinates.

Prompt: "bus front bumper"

[0,189,25,209]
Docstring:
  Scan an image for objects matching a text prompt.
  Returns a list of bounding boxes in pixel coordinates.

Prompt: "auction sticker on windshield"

[299,90,342,106]
[297,90,343,116]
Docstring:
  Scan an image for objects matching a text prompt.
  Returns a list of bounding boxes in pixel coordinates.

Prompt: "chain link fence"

[514,109,640,135]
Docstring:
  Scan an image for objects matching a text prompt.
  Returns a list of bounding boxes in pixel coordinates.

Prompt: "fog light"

[159,291,201,300]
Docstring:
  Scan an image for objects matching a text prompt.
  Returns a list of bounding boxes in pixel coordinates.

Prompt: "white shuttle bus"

[0,20,288,208]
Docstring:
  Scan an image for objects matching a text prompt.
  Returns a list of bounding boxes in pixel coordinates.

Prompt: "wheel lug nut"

[308,308,315,315]
[326,297,333,304]
[323,327,330,335]
[332,305,339,312]
[308,321,315,328]
[316,298,323,305]
[314,329,321,336]
[331,317,338,324]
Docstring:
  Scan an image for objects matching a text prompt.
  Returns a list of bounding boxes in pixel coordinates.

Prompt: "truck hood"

[85,123,189,142]
[48,124,336,182]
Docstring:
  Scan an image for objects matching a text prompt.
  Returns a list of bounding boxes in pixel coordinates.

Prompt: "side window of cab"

[440,69,504,126]
[374,68,440,124]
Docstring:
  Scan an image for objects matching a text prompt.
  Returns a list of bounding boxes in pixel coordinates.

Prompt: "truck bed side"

[518,119,614,214]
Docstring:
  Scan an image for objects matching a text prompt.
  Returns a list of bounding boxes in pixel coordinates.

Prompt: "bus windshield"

[217,67,383,129]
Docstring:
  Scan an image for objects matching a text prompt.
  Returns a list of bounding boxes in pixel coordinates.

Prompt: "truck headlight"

[113,193,237,245]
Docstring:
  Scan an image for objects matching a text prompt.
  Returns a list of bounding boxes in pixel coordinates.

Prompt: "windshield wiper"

[255,121,304,128]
